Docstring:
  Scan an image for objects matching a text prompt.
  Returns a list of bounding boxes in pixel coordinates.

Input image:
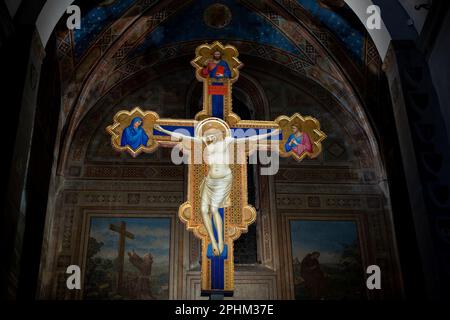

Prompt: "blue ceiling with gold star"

[129,0,301,59]
[72,0,366,62]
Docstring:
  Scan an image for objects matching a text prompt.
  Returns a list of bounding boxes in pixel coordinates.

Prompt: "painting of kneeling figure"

[290,219,366,300]
[83,217,171,300]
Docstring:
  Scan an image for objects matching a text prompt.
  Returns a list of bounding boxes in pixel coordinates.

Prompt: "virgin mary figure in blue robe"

[121,117,149,150]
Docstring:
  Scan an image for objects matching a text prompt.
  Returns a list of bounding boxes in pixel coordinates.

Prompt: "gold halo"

[195,117,231,139]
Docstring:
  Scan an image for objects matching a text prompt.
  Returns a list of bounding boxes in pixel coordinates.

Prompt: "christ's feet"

[212,241,220,256]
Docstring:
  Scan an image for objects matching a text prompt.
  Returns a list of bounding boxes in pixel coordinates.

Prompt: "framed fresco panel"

[79,214,173,300]
[288,217,367,300]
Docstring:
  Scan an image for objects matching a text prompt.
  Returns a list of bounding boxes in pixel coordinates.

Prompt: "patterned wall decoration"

[127,0,301,59]
[295,0,365,62]
[73,0,136,60]
[70,0,366,64]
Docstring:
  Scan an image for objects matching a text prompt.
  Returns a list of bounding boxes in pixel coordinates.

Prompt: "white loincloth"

[200,173,232,208]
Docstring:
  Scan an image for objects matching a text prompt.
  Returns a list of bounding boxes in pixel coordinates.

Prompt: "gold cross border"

[106,107,326,160]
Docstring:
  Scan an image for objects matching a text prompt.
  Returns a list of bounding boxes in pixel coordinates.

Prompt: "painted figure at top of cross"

[202,50,232,79]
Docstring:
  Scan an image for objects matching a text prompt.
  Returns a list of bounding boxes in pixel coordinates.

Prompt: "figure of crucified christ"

[155,120,278,256]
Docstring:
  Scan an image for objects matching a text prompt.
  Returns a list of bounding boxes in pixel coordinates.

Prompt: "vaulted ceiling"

[43,0,393,175]
[6,0,426,59]
[71,0,366,63]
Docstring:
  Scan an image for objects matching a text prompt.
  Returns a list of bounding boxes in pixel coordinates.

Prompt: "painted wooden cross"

[109,221,135,292]
[107,42,326,297]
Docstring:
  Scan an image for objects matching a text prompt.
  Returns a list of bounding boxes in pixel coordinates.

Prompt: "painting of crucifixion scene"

[290,220,366,300]
[83,217,171,300]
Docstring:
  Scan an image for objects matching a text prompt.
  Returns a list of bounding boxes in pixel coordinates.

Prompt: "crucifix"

[107,42,326,297]
[109,221,135,292]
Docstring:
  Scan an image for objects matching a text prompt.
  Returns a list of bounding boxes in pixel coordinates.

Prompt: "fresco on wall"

[296,0,366,62]
[128,0,301,59]
[290,220,365,300]
[84,217,171,300]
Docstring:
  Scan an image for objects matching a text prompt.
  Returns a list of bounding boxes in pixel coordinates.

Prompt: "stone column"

[383,40,450,299]
[1,28,46,299]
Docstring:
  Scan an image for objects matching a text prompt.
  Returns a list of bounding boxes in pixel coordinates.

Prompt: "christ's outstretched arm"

[154,124,201,143]
[234,128,280,143]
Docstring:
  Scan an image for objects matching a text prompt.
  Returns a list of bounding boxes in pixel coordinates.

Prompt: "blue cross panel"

[206,207,227,290]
